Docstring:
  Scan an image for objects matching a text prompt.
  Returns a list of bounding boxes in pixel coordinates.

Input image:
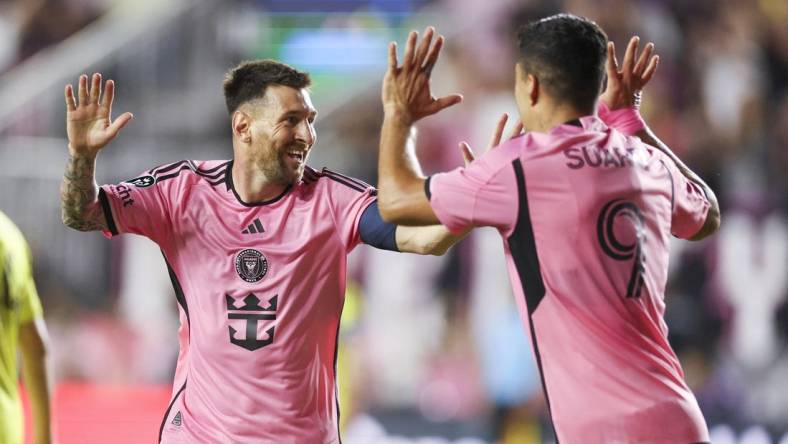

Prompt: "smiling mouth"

[286,151,305,162]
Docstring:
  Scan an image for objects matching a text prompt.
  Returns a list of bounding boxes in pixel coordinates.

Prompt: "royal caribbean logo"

[235,249,268,283]
[226,293,277,351]
[125,175,155,188]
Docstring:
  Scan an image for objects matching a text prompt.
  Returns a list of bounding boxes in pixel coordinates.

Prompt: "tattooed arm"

[61,73,133,231]
[60,153,106,231]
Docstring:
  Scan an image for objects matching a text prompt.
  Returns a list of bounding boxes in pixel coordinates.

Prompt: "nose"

[296,121,316,147]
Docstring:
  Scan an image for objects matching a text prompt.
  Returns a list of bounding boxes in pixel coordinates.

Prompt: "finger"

[488,113,509,149]
[64,84,77,111]
[622,36,639,77]
[427,94,463,115]
[633,42,654,77]
[77,74,88,106]
[402,31,418,71]
[101,79,115,111]
[423,35,444,75]
[388,42,398,70]
[89,73,102,104]
[605,41,619,78]
[641,55,659,84]
[507,121,524,140]
[459,141,475,166]
[108,112,133,137]
[414,27,434,69]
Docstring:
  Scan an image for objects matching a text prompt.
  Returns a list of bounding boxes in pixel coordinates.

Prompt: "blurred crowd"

[0,0,105,74]
[1,0,787,443]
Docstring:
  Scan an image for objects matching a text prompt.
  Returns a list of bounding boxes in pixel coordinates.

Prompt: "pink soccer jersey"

[99,160,376,443]
[429,116,711,443]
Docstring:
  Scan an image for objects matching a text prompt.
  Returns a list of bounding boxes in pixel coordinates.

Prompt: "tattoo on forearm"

[60,154,106,231]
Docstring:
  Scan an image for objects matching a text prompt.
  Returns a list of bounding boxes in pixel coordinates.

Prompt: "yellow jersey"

[0,211,43,444]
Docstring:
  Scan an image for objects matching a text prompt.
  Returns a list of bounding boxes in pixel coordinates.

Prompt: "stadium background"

[1,0,787,442]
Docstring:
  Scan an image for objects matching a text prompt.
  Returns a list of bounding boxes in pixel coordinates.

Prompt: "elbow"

[61,211,83,231]
[428,245,449,256]
[61,212,92,232]
[378,193,408,225]
[704,207,722,237]
[690,207,721,241]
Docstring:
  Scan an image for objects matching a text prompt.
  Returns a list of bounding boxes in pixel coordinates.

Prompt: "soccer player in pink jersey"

[59,60,466,443]
[377,16,721,444]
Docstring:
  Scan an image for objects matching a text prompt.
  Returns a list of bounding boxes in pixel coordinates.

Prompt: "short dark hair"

[222,59,311,114]
[516,13,607,111]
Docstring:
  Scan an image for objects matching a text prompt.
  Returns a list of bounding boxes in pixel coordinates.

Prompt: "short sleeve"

[428,146,518,235]
[16,265,42,324]
[99,170,173,244]
[321,169,378,251]
[662,158,710,239]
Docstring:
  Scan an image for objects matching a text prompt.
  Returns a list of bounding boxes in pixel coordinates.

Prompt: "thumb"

[605,41,619,81]
[459,141,475,166]
[427,94,463,116]
[108,112,133,137]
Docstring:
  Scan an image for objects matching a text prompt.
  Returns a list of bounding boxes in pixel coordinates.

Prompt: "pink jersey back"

[100,160,376,443]
[429,116,711,443]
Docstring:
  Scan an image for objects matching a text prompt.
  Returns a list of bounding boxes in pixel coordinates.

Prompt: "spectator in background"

[0,210,52,444]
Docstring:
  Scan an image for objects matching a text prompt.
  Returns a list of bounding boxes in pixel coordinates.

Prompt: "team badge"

[126,175,155,188]
[235,249,268,283]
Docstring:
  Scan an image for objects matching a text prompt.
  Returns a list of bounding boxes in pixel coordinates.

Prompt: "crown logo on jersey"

[241,218,265,236]
[234,249,268,283]
[226,293,278,351]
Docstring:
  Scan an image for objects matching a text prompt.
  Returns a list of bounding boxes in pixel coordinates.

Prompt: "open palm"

[382,27,463,125]
[601,36,659,111]
[65,73,132,155]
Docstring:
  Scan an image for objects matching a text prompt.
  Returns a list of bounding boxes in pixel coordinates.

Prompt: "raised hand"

[65,73,133,156]
[459,113,524,166]
[600,36,659,111]
[382,27,463,125]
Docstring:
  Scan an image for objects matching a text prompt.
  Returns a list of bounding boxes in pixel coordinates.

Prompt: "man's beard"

[255,145,304,186]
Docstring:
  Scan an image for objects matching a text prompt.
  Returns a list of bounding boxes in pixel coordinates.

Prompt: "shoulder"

[0,211,28,259]
[464,135,526,181]
[301,165,376,196]
[127,160,230,189]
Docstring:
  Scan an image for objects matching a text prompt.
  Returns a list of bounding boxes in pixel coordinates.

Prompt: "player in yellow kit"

[0,210,52,444]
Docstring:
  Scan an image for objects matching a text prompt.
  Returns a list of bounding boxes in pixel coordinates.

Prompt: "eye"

[285,116,299,125]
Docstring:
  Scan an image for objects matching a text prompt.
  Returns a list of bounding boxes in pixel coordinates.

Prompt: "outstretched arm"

[601,37,720,241]
[61,73,133,232]
[392,114,522,255]
[378,27,462,225]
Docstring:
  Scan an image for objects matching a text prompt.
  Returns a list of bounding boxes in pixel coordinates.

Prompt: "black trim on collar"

[224,160,292,207]
[565,118,582,127]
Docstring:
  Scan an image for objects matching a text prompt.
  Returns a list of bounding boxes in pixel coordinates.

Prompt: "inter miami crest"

[125,175,155,188]
[235,249,268,283]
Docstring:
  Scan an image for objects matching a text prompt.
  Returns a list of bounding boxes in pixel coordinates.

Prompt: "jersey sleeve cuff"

[98,187,119,236]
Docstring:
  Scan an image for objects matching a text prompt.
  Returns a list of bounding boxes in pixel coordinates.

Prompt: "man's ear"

[527,73,539,106]
[232,111,252,143]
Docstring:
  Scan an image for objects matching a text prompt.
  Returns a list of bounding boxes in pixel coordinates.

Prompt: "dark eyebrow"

[280,109,317,120]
